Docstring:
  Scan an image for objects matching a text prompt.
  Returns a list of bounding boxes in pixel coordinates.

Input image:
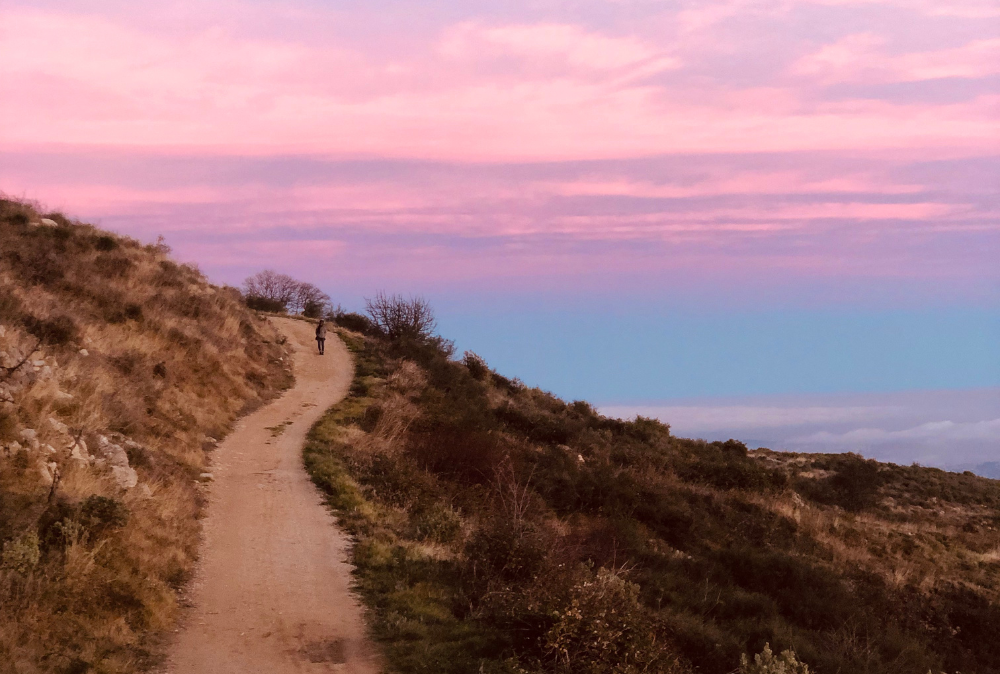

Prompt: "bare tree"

[364,291,436,340]
[243,270,334,316]
[242,270,299,308]
[289,282,332,317]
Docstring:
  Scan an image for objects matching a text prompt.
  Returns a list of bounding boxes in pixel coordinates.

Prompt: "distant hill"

[0,198,292,671]
[954,462,1000,480]
[307,322,1000,674]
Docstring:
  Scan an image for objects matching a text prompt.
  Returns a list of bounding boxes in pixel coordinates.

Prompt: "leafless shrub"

[242,270,331,316]
[364,291,436,340]
[242,269,298,310]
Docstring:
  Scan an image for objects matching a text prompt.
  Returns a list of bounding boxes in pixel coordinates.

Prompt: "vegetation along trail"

[165,318,379,674]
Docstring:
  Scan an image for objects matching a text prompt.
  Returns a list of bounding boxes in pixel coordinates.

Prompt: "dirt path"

[164,318,381,674]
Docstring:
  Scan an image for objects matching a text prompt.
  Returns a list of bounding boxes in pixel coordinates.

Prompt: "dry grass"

[0,197,293,672]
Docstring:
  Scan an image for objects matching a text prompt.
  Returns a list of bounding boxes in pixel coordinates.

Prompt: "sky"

[1,0,998,469]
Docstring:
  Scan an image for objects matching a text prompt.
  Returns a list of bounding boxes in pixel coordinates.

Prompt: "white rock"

[42,444,56,454]
[48,417,69,434]
[67,437,89,459]
[39,462,54,486]
[7,441,22,454]
[55,390,73,401]
[199,472,215,481]
[95,435,130,468]
[137,483,153,499]
[69,444,88,462]
[0,325,5,337]
[19,429,36,442]
[31,360,45,367]
[79,349,89,357]
[40,218,57,227]
[111,465,138,490]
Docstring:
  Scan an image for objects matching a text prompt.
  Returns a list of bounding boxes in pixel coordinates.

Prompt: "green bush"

[1,531,40,575]
[542,567,677,674]
[302,300,324,318]
[409,502,463,543]
[467,515,547,584]
[245,295,287,313]
[333,311,377,335]
[799,454,885,511]
[79,495,130,534]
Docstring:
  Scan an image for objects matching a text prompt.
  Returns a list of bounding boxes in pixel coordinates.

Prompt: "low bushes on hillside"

[306,312,1000,674]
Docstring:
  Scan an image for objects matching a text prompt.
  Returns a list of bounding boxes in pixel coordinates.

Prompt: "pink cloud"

[793,33,1000,83]
[0,0,995,304]
[2,3,997,160]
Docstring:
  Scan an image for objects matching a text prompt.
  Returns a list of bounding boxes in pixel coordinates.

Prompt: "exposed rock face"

[19,429,39,451]
[93,435,138,490]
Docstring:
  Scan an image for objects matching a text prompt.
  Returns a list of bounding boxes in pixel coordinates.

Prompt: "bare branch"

[0,338,41,381]
[364,291,436,340]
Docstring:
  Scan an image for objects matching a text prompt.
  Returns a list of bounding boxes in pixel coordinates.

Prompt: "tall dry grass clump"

[0,197,292,673]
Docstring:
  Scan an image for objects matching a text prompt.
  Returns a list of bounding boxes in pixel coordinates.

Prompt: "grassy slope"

[306,330,1000,674]
[0,199,292,673]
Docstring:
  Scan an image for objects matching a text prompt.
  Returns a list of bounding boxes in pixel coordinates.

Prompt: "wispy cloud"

[600,389,1000,469]
[794,418,1000,444]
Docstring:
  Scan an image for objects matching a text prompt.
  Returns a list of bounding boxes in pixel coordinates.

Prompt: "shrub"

[408,427,505,484]
[409,502,463,543]
[334,311,377,335]
[79,495,130,534]
[464,351,490,381]
[365,291,436,341]
[739,643,810,674]
[302,299,324,318]
[678,451,786,493]
[1,531,40,575]
[94,253,133,277]
[542,567,676,674]
[799,454,885,511]
[245,295,287,312]
[467,515,547,583]
[94,235,118,251]
[22,314,79,346]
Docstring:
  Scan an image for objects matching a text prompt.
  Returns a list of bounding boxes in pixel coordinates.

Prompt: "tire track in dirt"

[164,318,380,673]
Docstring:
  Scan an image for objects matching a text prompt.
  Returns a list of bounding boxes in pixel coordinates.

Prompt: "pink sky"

[1,0,997,304]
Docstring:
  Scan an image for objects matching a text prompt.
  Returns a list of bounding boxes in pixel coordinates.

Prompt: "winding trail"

[165,318,380,674]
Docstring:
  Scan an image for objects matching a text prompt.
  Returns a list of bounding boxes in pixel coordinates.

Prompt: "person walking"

[315,319,327,355]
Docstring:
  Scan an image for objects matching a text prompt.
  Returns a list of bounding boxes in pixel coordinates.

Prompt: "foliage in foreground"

[306,327,1000,674]
[0,198,292,672]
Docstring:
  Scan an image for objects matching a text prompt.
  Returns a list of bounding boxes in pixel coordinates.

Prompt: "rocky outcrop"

[93,435,139,490]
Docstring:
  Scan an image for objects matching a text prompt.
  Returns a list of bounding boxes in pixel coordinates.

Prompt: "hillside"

[306,323,1000,674]
[0,198,292,672]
